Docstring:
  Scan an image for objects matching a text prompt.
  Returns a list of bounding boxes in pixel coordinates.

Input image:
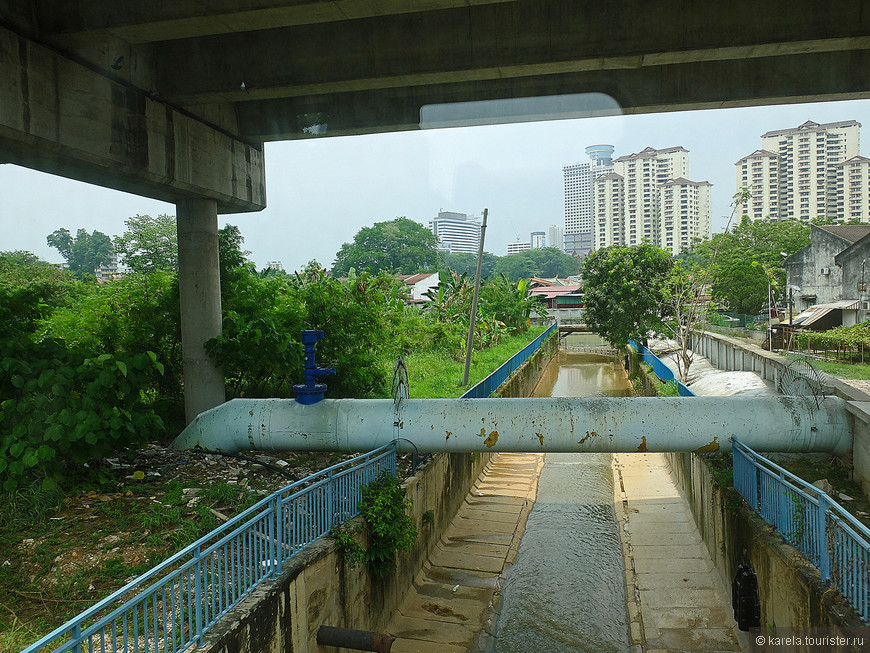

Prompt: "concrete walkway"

[387,453,543,653]
[613,452,748,653]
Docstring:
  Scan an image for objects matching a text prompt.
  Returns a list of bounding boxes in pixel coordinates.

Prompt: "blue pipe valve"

[293,330,336,405]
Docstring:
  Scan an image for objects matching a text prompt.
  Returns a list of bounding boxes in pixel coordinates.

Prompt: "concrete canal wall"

[691,330,870,496]
[665,451,865,636]
[629,338,866,635]
[198,332,558,652]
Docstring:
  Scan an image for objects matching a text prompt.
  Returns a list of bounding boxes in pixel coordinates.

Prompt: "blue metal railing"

[732,438,870,623]
[462,322,559,398]
[628,340,695,396]
[22,444,397,653]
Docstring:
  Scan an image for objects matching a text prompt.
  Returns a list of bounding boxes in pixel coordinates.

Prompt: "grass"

[404,325,547,398]
[0,477,264,647]
[783,352,870,380]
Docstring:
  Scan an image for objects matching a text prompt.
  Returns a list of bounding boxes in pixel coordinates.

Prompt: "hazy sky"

[3,98,870,271]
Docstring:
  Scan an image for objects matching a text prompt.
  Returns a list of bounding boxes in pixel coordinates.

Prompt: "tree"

[332,217,441,276]
[580,244,673,347]
[0,251,76,339]
[691,217,810,315]
[660,187,754,381]
[46,228,114,276]
[113,214,178,272]
[494,247,579,282]
[443,251,500,278]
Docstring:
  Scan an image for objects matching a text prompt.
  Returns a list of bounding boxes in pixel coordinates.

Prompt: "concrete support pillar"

[177,199,225,423]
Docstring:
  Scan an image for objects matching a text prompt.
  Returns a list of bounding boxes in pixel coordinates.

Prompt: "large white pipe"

[171,396,852,456]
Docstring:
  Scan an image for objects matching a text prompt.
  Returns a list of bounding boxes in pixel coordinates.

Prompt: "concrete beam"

[0,24,266,213]
[232,50,870,140]
[150,0,870,106]
[33,0,518,43]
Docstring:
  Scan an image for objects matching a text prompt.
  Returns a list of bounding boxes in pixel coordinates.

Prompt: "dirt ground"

[0,443,422,650]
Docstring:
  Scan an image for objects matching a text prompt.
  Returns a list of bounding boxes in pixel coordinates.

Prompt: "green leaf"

[45,424,64,442]
[115,360,128,377]
[22,448,38,467]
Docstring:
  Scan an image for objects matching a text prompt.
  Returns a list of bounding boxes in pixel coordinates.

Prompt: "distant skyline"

[3,99,870,271]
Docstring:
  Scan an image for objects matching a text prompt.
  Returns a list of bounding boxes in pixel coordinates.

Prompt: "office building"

[563,232,594,259]
[563,145,614,255]
[736,120,861,221]
[530,231,546,248]
[428,211,482,254]
[507,241,531,255]
[546,224,564,252]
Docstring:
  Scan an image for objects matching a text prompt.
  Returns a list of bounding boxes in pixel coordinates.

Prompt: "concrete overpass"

[3,0,870,420]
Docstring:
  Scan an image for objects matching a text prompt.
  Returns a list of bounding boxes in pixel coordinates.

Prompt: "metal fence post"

[328,469,335,527]
[272,494,283,578]
[72,624,82,653]
[194,545,204,644]
[750,453,759,510]
[817,494,832,582]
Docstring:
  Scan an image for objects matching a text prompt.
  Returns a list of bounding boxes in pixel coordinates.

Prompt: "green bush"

[331,471,417,577]
[0,338,165,490]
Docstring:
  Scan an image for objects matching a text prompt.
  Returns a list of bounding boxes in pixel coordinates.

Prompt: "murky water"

[491,343,632,652]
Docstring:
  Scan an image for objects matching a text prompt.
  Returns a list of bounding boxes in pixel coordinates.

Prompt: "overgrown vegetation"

[792,321,870,364]
[330,471,417,576]
[1,215,553,644]
[1,219,544,491]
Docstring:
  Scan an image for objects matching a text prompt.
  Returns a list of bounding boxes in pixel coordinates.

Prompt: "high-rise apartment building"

[592,146,710,255]
[736,120,861,221]
[594,172,625,248]
[530,231,546,248]
[563,145,614,256]
[659,178,712,255]
[836,155,870,222]
[428,211,482,253]
[611,146,690,247]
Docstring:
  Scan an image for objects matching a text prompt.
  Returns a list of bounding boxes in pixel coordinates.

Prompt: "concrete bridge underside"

[3,0,870,419]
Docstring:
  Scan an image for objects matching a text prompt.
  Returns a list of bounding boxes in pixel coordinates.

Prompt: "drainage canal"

[490,336,631,652]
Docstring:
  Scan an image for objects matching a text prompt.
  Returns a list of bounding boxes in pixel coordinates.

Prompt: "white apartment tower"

[611,146,689,246]
[735,150,780,220]
[836,155,870,221]
[594,172,625,248]
[736,120,861,221]
[659,179,713,255]
[593,146,710,254]
[563,144,614,254]
[530,231,546,248]
[428,211,482,254]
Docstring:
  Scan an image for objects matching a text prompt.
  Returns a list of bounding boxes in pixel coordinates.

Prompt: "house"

[783,224,870,329]
[529,284,583,309]
[398,272,440,303]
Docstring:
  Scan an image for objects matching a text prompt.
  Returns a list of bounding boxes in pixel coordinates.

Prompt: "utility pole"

[463,209,488,386]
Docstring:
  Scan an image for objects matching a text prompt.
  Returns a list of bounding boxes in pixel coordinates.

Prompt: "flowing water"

[490,337,632,652]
